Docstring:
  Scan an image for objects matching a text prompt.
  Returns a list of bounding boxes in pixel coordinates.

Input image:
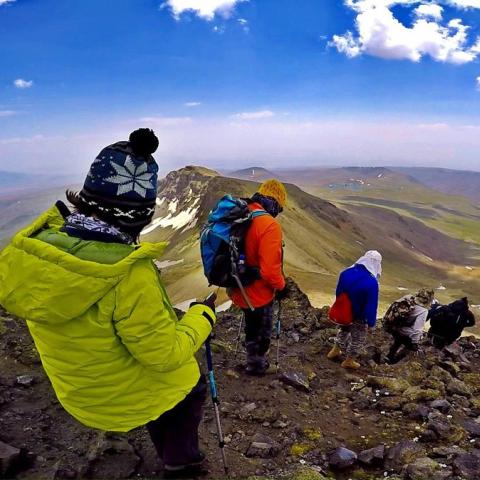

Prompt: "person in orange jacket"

[229,179,287,376]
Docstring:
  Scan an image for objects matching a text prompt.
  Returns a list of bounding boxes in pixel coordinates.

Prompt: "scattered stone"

[272,419,289,429]
[280,372,310,392]
[241,402,257,415]
[385,441,425,469]
[85,434,140,479]
[376,396,405,411]
[439,360,460,376]
[358,444,385,466]
[16,375,34,387]
[0,440,21,476]
[430,399,451,414]
[431,446,466,459]
[225,369,240,379]
[366,376,410,394]
[426,411,467,443]
[403,386,440,402]
[447,378,472,397]
[403,457,440,480]
[463,419,480,437]
[328,447,357,469]
[453,452,480,480]
[246,433,280,458]
[406,404,430,421]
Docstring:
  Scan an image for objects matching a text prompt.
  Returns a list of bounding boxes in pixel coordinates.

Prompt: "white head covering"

[354,250,382,279]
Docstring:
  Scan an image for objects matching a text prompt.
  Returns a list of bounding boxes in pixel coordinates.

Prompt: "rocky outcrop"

[1,282,480,480]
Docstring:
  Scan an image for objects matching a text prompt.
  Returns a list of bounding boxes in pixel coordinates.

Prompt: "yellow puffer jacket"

[0,205,215,432]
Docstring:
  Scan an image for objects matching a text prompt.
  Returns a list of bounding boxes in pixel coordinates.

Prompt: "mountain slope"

[142,167,480,313]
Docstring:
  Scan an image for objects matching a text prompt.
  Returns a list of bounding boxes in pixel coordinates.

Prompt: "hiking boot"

[164,452,207,479]
[327,344,342,360]
[245,361,271,376]
[341,357,361,370]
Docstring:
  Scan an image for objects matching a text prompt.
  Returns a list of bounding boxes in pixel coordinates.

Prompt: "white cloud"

[0,110,16,117]
[0,0,16,5]
[139,116,193,127]
[231,110,275,120]
[14,79,34,89]
[185,102,202,107]
[162,0,247,20]
[415,3,443,20]
[476,76,480,90]
[331,1,480,64]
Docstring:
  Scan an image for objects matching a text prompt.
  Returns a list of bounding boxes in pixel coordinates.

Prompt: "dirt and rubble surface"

[1,279,480,480]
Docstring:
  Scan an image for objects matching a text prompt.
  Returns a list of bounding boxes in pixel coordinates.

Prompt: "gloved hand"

[275,284,289,301]
[190,292,217,313]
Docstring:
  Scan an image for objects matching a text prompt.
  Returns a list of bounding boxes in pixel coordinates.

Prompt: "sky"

[1,0,480,175]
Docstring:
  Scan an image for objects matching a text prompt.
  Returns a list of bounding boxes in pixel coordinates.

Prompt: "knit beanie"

[258,179,287,208]
[77,129,159,231]
[415,289,435,308]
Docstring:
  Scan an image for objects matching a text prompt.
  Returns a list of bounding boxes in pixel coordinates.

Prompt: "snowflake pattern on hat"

[105,156,156,198]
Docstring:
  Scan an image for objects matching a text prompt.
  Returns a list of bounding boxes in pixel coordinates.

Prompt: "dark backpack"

[200,195,268,292]
[382,296,417,333]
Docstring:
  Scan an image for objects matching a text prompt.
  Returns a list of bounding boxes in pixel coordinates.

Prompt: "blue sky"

[1,0,480,174]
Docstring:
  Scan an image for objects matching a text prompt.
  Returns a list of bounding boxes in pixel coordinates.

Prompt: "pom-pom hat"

[77,129,159,231]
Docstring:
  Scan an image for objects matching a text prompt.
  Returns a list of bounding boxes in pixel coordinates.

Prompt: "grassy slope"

[143,169,479,338]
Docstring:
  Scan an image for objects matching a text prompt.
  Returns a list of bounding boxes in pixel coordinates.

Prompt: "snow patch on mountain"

[143,199,200,234]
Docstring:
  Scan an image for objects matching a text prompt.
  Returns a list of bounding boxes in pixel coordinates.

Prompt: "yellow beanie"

[258,179,287,208]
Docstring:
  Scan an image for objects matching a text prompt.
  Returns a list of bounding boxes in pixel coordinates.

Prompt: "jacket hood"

[0,205,167,325]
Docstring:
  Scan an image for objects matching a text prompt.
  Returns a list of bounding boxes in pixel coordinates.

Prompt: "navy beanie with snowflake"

[78,129,159,230]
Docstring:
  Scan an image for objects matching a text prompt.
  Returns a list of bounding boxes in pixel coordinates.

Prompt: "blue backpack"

[200,195,268,299]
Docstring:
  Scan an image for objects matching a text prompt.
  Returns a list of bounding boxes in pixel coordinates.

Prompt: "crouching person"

[385,289,434,364]
[327,251,382,370]
[428,297,476,348]
[0,129,216,479]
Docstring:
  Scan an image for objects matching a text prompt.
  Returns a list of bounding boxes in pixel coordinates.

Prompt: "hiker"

[327,250,382,369]
[385,289,435,364]
[0,129,216,479]
[428,297,476,348]
[228,179,287,376]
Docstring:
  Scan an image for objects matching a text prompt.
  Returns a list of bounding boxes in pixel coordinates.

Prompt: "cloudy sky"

[1,0,480,175]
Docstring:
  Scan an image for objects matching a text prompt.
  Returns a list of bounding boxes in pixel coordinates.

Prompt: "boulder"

[358,444,385,466]
[430,399,451,414]
[328,447,357,470]
[430,365,453,385]
[366,376,410,394]
[403,457,440,480]
[280,372,310,392]
[385,441,426,469]
[0,440,21,476]
[85,433,140,479]
[406,404,430,421]
[403,386,440,402]
[461,373,480,394]
[453,452,480,480]
[439,360,460,376]
[246,433,281,458]
[447,378,472,397]
[426,411,467,443]
[462,419,480,437]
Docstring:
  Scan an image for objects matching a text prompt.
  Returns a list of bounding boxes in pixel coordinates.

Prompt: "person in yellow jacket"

[0,129,216,479]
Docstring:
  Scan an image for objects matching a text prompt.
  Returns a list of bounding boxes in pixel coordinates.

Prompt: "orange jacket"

[229,203,286,309]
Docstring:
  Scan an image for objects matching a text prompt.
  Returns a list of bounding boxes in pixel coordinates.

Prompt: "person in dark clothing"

[147,377,208,478]
[428,298,476,348]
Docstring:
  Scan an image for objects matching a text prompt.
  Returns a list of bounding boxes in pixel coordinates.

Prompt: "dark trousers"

[387,333,418,363]
[243,303,273,372]
[146,376,207,468]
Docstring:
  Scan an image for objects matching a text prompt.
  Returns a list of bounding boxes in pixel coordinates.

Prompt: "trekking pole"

[234,312,244,357]
[205,339,229,476]
[275,299,282,373]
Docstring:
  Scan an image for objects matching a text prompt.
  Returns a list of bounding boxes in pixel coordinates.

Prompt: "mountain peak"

[180,165,220,177]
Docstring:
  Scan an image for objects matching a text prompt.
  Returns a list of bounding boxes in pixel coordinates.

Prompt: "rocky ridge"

[1,279,480,479]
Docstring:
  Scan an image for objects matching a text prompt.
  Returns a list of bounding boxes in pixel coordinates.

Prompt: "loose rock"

[328,447,357,469]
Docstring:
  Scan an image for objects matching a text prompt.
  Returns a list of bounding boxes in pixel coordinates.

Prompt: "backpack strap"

[251,209,269,219]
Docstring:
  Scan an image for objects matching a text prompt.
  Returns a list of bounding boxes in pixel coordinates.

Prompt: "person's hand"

[189,292,217,313]
[276,285,289,301]
[203,292,217,312]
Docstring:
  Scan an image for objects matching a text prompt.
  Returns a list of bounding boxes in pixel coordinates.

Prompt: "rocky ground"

[1,279,480,480]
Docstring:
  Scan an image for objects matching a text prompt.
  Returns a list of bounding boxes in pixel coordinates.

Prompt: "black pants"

[146,376,207,468]
[387,333,418,364]
[243,303,273,372]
